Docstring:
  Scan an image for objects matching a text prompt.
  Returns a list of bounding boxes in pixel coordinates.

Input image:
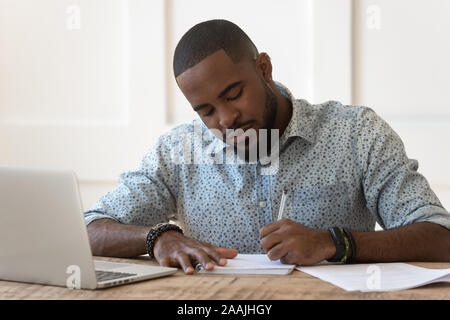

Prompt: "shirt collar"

[202,81,317,154]
[276,82,317,145]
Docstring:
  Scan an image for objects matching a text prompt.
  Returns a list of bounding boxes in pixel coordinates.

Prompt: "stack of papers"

[195,254,450,292]
[195,254,295,275]
[297,263,450,292]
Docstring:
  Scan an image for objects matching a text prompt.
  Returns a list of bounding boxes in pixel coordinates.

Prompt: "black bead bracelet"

[145,223,183,259]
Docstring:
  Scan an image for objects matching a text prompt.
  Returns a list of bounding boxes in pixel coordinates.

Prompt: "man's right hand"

[153,230,238,274]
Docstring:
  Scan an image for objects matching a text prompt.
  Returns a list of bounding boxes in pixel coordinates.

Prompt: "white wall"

[353,0,450,190]
[0,0,168,210]
[167,0,316,125]
[1,0,449,214]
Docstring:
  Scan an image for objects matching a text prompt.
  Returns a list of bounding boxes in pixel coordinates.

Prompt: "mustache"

[221,120,255,140]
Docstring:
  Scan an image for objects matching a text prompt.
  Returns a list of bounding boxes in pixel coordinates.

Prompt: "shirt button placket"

[257,164,272,225]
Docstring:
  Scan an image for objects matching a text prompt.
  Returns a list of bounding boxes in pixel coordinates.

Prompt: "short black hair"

[173,19,259,78]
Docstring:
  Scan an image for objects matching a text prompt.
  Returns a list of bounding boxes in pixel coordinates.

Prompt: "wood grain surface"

[1,257,449,300]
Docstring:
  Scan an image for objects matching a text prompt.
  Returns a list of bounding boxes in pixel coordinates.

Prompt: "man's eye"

[202,108,214,117]
[227,88,243,101]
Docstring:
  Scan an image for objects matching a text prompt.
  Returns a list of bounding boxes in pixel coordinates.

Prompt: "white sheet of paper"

[296,263,450,292]
[196,254,296,275]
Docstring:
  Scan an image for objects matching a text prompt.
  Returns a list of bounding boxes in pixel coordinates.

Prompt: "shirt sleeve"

[84,134,179,227]
[355,107,450,230]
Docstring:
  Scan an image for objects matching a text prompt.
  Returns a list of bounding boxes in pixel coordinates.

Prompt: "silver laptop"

[0,166,177,289]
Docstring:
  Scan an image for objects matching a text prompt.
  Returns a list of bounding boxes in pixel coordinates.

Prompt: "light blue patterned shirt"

[85,83,450,253]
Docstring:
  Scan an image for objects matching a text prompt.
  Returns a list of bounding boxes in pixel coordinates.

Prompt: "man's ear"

[255,52,273,83]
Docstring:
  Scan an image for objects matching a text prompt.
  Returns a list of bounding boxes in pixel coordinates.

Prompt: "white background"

[1,0,449,216]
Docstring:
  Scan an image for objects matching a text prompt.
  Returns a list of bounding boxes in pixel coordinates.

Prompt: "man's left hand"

[259,218,335,265]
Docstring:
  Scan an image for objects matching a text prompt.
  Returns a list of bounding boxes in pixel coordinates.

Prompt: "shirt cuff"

[84,211,120,226]
[401,205,450,230]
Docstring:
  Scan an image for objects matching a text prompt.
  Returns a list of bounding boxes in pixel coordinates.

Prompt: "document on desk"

[296,263,450,292]
[196,254,295,275]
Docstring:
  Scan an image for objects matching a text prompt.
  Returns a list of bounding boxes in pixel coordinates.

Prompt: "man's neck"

[271,82,293,138]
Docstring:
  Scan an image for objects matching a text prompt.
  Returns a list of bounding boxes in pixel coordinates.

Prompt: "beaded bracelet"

[343,228,357,263]
[145,223,183,259]
[339,227,350,263]
[327,227,346,263]
[327,226,351,263]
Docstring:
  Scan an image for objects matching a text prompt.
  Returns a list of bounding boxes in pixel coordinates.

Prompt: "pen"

[277,190,288,221]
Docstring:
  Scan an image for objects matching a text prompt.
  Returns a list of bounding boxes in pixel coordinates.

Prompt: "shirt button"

[259,201,267,208]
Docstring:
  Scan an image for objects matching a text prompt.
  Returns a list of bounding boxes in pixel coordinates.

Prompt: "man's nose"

[218,107,240,129]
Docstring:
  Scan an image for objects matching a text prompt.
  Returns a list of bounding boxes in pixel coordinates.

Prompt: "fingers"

[280,253,293,265]
[188,248,216,271]
[176,253,195,275]
[200,241,238,264]
[169,247,227,274]
[267,243,288,261]
[260,219,295,262]
[260,231,283,253]
[202,247,229,266]
[199,245,238,266]
[157,236,239,274]
[214,247,239,261]
[159,256,174,268]
[259,219,284,238]
[158,253,195,274]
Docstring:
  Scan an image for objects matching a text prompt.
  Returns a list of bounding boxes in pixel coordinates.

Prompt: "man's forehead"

[176,49,246,99]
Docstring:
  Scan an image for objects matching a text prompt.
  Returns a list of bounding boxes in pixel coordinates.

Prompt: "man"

[85,19,450,274]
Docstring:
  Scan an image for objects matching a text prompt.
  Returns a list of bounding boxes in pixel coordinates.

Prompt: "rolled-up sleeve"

[84,134,179,227]
[355,108,450,230]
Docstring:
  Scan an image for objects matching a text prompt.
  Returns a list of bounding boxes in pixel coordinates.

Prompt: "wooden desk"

[0,257,449,300]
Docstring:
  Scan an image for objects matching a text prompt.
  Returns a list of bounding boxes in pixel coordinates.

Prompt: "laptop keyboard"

[95,270,137,282]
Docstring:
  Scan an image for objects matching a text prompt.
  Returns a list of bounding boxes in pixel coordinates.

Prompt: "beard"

[233,81,278,163]
[261,81,278,131]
